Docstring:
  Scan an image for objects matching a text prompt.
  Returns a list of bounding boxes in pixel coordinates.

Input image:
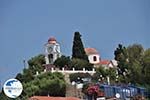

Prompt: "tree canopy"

[54,55,71,69]
[142,48,150,84]
[72,32,88,61]
[22,72,66,98]
[54,56,93,70]
[114,44,150,85]
[0,54,66,100]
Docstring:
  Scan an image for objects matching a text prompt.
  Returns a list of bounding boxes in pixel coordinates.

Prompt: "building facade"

[85,48,100,65]
[45,37,61,64]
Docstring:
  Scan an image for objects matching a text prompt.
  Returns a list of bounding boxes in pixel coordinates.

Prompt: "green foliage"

[16,68,34,83]
[96,67,108,76]
[69,73,91,83]
[82,83,90,94]
[114,44,129,76]
[54,56,93,70]
[15,54,66,99]
[114,44,131,83]
[125,44,144,84]
[54,32,92,70]
[106,68,117,81]
[0,90,12,100]
[28,54,45,74]
[21,72,66,98]
[92,67,117,83]
[70,58,93,70]
[16,54,45,82]
[54,55,71,69]
[72,31,88,61]
[142,49,150,84]
[0,89,27,100]
[127,44,144,62]
[114,43,150,85]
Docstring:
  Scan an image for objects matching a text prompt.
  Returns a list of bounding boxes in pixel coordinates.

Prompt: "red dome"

[48,37,56,42]
[48,37,56,44]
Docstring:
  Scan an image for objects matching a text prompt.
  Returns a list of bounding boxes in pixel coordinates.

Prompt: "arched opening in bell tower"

[48,54,53,64]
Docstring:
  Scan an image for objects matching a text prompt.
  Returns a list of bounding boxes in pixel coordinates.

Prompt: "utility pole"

[23,60,26,69]
[0,80,1,92]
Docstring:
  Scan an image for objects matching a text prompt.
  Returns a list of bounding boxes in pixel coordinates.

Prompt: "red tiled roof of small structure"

[99,60,110,65]
[85,48,99,55]
[29,96,80,100]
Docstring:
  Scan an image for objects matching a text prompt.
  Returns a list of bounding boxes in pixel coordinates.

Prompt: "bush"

[70,58,93,70]
[69,73,91,83]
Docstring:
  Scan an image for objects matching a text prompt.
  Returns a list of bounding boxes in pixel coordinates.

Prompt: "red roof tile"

[99,60,110,65]
[85,48,99,55]
[29,96,80,100]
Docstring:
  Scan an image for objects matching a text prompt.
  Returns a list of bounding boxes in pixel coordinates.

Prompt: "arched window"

[48,54,53,63]
[93,56,97,61]
[48,54,53,58]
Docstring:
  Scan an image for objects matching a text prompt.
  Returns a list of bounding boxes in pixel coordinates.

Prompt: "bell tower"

[45,37,61,64]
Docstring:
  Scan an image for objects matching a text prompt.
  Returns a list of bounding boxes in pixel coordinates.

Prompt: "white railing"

[36,67,96,75]
[51,67,96,75]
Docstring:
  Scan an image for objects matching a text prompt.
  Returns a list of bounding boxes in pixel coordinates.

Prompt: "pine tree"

[72,32,88,61]
[114,44,129,83]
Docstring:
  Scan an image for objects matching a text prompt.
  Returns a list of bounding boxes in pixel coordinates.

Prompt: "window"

[93,56,97,61]
[48,54,53,63]
[48,54,53,58]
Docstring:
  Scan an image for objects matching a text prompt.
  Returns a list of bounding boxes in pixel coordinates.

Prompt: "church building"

[84,48,100,65]
[44,37,61,64]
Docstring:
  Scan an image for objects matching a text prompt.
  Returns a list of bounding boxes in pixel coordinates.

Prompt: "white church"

[44,37,117,69]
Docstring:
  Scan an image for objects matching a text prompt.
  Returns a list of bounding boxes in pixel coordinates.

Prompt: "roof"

[29,96,80,100]
[84,48,99,55]
[48,37,57,44]
[110,60,118,66]
[99,60,110,65]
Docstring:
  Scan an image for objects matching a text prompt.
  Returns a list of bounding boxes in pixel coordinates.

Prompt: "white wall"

[88,54,100,64]
[45,43,61,64]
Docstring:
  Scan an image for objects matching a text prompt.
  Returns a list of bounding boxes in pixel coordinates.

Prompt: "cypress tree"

[72,32,88,61]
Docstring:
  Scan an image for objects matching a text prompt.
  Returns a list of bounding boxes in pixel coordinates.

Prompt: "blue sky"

[0,0,150,87]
